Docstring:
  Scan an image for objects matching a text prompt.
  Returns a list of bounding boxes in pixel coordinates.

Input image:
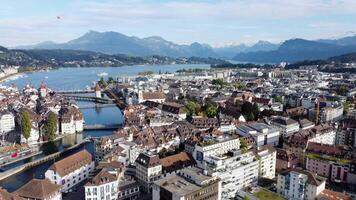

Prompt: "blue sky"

[1,0,356,47]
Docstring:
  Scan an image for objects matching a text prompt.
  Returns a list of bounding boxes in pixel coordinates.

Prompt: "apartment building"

[135,152,162,193]
[236,122,280,148]
[85,169,119,200]
[255,145,277,179]
[270,116,299,137]
[205,150,259,199]
[45,150,95,192]
[277,169,326,200]
[191,135,240,168]
[152,167,221,200]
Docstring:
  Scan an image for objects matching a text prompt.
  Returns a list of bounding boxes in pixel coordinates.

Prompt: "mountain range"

[13,31,356,63]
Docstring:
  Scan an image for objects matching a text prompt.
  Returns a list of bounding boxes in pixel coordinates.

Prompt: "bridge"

[104,90,127,110]
[84,123,122,130]
[55,90,94,94]
[79,104,118,109]
[63,95,113,104]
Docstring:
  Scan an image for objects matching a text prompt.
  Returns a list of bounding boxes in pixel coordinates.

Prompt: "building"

[161,102,187,119]
[191,135,240,168]
[276,148,299,172]
[45,150,95,192]
[117,178,140,200]
[277,168,326,200]
[135,152,162,193]
[0,112,15,134]
[139,91,166,103]
[152,167,221,200]
[95,83,101,98]
[85,169,119,200]
[270,116,299,137]
[255,145,277,179]
[15,178,62,200]
[60,106,84,134]
[305,142,351,183]
[160,152,195,176]
[236,123,280,148]
[0,188,21,200]
[205,150,259,199]
[320,105,343,123]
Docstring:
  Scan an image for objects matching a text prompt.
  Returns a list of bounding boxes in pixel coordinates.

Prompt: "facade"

[236,123,280,148]
[117,179,140,200]
[0,112,15,134]
[152,167,221,200]
[15,178,62,200]
[277,169,326,200]
[305,142,351,183]
[205,150,259,199]
[135,152,162,193]
[45,150,95,192]
[270,116,299,137]
[85,169,119,200]
[320,105,343,123]
[255,145,277,179]
[191,136,240,168]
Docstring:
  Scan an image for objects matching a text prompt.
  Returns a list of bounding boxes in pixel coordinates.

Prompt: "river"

[0,64,210,192]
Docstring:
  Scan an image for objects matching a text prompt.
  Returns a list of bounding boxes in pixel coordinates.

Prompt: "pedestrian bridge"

[83,123,122,130]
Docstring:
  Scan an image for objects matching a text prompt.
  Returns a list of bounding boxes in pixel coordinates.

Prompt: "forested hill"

[0,46,228,69]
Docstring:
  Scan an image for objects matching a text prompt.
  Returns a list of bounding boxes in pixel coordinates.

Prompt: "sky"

[1,0,356,47]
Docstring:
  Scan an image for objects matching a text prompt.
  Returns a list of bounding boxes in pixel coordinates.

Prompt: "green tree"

[21,111,32,142]
[185,101,197,116]
[240,137,248,153]
[274,96,283,104]
[343,101,352,114]
[98,77,107,88]
[241,101,253,116]
[44,112,57,141]
[205,104,218,118]
[246,112,255,121]
[242,196,250,200]
[107,77,115,84]
[252,103,260,120]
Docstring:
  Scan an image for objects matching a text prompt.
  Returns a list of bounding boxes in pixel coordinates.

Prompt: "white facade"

[277,170,325,200]
[206,151,259,199]
[85,179,118,200]
[45,161,95,192]
[256,148,276,179]
[61,116,83,134]
[309,129,336,145]
[236,123,280,148]
[0,113,15,133]
[192,137,240,168]
[21,127,39,145]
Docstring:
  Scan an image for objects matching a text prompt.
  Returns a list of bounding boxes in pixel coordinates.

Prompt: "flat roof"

[154,175,201,197]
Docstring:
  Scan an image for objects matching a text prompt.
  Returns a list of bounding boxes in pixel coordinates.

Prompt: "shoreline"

[0,72,25,84]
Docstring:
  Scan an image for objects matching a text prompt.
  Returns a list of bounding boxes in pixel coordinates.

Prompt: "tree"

[21,111,32,142]
[274,96,283,104]
[185,101,197,116]
[205,104,218,118]
[107,77,115,84]
[252,103,260,120]
[241,101,253,116]
[240,137,248,153]
[44,112,57,141]
[98,77,107,88]
[243,195,250,200]
[242,196,250,200]
[246,112,255,121]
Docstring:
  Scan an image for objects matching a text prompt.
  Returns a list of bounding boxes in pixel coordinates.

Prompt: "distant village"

[0,66,356,200]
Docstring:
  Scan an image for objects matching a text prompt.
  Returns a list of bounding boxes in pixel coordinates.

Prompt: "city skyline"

[1,0,356,47]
